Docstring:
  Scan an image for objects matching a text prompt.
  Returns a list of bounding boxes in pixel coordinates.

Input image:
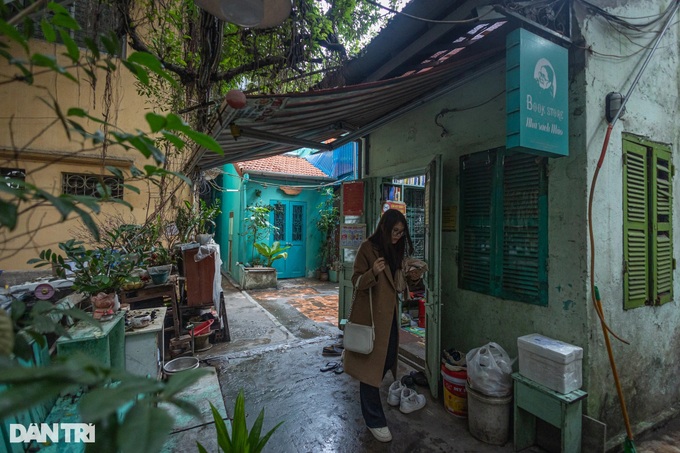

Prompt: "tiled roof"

[235,154,328,178]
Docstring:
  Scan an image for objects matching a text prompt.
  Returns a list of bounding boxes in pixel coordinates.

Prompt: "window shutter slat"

[502,154,540,302]
[652,147,673,305]
[460,156,493,292]
[623,140,649,309]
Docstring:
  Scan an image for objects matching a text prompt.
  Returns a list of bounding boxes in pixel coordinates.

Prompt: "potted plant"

[316,188,339,278]
[195,198,221,245]
[239,203,281,289]
[253,241,290,267]
[145,242,175,285]
[29,239,139,314]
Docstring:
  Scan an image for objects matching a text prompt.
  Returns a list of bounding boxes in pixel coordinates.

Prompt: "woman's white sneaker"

[399,388,426,414]
[387,380,403,406]
[368,426,392,442]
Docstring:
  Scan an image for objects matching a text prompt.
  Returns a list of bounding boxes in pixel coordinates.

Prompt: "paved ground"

[183,275,680,453]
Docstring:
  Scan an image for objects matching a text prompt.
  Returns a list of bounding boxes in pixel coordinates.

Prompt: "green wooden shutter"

[500,153,546,304]
[651,145,673,305]
[623,140,649,309]
[460,152,493,292]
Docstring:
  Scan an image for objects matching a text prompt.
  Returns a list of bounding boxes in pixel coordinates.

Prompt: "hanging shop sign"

[506,28,568,157]
[382,200,406,215]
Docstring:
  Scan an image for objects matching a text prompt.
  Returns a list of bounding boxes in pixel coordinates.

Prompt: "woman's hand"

[372,257,386,276]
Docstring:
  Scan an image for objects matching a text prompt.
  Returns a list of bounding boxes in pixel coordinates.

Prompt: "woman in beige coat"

[344,209,413,442]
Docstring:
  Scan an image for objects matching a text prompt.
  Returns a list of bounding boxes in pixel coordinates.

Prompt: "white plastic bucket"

[466,382,512,445]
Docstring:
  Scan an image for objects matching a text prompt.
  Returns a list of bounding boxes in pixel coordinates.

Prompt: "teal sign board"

[506,28,568,157]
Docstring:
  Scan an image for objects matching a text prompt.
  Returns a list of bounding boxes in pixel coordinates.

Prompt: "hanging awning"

[185,48,505,174]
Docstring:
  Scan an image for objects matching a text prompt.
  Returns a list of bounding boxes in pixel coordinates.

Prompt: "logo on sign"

[10,423,96,444]
[533,57,557,98]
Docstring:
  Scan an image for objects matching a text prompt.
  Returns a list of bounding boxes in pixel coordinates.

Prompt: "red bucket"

[193,319,214,336]
[441,364,467,417]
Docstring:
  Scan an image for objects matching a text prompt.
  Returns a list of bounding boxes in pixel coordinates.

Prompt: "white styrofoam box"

[517,333,583,394]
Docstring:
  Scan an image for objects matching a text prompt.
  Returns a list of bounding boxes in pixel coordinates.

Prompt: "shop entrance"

[338,156,442,397]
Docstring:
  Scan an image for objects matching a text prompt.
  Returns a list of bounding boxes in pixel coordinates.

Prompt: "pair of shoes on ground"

[367,426,392,442]
[401,370,428,388]
[387,380,426,413]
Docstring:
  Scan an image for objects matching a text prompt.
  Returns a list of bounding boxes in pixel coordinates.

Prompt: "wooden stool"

[512,372,587,453]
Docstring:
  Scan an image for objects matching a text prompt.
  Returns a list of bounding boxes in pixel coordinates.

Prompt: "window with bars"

[622,134,673,309]
[62,173,123,199]
[459,149,548,305]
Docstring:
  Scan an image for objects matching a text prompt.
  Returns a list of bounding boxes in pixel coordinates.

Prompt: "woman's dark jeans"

[360,313,399,428]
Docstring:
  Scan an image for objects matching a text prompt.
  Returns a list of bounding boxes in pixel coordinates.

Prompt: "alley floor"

[175,276,680,453]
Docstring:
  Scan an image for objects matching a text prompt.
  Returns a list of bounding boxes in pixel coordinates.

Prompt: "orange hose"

[587,122,634,440]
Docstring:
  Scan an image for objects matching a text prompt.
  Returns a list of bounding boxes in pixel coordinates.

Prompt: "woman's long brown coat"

[343,240,399,387]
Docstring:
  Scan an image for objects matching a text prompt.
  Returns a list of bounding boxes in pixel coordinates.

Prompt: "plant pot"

[319,271,329,281]
[196,233,213,245]
[328,269,338,283]
[91,292,117,310]
[239,264,277,290]
[147,264,172,285]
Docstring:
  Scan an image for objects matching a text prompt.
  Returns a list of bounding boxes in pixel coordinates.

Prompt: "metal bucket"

[163,356,199,376]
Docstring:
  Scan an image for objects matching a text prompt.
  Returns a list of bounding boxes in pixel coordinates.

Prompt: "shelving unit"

[382,177,426,259]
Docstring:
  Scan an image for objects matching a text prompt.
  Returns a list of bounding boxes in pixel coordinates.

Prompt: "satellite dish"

[194,0,291,28]
[34,283,55,300]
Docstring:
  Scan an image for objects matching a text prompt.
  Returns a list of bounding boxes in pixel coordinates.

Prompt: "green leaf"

[161,131,185,150]
[145,113,167,133]
[118,403,174,453]
[0,200,18,230]
[0,20,29,52]
[50,7,81,31]
[59,29,80,62]
[0,380,71,420]
[162,368,210,399]
[100,34,120,56]
[79,381,164,421]
[122,60,149,86]
[84,37,100,60]
[211,402,232,452]
[165,397,203,419]
[127,52,177,88]
[40,19,57,42]
[183,129,223,155]
[122,184,140,194]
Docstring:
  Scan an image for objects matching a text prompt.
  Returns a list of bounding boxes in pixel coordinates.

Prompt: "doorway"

[270,200,306,278]
[338,155,442,397]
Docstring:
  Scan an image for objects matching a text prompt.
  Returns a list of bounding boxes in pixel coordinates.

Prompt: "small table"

[56,314,125,369]
[119,279,179,338]
[512,372,587,452]
[125,307,167,378]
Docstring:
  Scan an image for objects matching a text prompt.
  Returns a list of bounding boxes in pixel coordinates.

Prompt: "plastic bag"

[466,342,515,397]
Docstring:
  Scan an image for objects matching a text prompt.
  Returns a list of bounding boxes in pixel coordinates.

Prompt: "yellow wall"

[0,39,161,270]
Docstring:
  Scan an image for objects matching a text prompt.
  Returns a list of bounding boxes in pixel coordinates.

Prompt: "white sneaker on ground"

[368,426,392,442]
[387,380,403,406]
[399,387,426,414]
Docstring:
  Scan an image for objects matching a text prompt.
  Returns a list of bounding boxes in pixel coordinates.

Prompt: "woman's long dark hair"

[368,209,414,275]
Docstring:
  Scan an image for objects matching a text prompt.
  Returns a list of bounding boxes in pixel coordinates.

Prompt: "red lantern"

[226,89,247,109]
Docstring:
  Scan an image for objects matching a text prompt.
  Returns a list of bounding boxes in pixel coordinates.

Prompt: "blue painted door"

[271,200,306,278]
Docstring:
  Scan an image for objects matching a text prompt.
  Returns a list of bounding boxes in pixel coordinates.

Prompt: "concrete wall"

[365,1,680,444]
[574,0,680,445]
[0,39,159,272]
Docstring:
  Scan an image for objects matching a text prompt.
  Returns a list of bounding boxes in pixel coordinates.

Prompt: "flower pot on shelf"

[147,264,172,285]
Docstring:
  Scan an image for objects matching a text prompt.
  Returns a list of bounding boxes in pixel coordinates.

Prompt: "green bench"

[512,372,587,452]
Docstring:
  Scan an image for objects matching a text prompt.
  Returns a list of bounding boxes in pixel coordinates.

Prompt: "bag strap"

[348,273,374,329]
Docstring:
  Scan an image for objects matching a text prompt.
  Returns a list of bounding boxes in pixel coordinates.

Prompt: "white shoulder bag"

[343,274,374,354]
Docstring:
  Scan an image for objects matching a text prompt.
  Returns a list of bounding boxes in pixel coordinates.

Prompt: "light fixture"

[605,92,625,123]
[194,0,291,28]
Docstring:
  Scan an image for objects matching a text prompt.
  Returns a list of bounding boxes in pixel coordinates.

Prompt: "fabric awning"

[185,48,504,173]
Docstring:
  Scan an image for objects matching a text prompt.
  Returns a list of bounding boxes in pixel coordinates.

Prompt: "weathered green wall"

[366,2,680,446]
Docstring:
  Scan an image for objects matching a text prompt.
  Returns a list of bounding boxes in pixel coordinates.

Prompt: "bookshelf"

[381,177,426,259]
